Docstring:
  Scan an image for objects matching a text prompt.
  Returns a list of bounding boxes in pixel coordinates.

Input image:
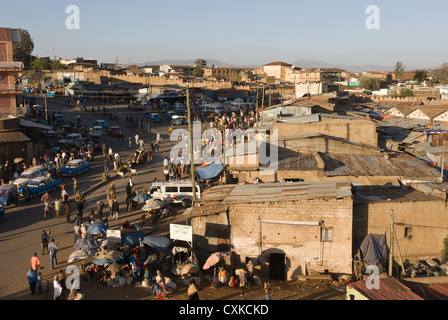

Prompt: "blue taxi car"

[0,184,19,206]
[60,159,91,177]
[27,177,61,198]
[92,119,110,130]
[146,112,162,123]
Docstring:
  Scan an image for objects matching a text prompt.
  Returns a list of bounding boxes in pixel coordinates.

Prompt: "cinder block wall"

[228,197,353,279]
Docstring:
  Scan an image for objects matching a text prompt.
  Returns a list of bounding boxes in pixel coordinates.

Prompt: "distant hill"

[133,58,240,68]
[129,57,434,73]
[290,59,432,73]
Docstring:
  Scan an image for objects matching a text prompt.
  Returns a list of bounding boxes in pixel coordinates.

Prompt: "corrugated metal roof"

[0,131,30,143]
[218,180,352,204]
[320,153,440,178]
[354,188,442,204]
[348,278,423,300]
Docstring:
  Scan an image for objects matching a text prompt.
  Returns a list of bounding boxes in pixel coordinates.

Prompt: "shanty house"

[353,186,448,261]
[183,180,354,280]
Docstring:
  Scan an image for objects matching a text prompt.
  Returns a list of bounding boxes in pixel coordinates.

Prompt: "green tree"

[12,29,34,69]
[49,59,66,70]
[413,69,428,83]
[31,57,50,70]
[399,88,414,97]
[432,63,448,85]
[394,61,405,79]
[194,58,207,77]
[360,77,382,91]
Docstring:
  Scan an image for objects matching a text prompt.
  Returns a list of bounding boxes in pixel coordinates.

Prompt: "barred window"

[321,227,333,242]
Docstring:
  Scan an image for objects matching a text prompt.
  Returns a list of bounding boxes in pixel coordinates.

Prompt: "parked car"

[58,133,83,148]
[0,184,19,206]
[174,103,187,115]
[92,119,110,129]
[27,177,61,198]
[108,126,123,137]
[171,115,188,125]
[12,177,31,196]
[146,112,162,123]
[90,126,105,138]
[20,166,49,179]
[163,110,178,120]
[60,159,91,177]
[147,180,201,208]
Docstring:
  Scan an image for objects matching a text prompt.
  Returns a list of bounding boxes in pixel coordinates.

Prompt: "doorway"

[269,253,286,280]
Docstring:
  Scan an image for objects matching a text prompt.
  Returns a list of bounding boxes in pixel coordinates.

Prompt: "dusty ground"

[30,273,348,301]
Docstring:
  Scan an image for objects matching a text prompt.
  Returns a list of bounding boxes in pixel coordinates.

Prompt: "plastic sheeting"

[196,159,224,180]
[359,234,388,266]
[121,231,144,246]
[142,235,171,252]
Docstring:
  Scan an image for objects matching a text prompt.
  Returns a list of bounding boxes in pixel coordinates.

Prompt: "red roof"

[263,61,292,67]
[347,277,423,300]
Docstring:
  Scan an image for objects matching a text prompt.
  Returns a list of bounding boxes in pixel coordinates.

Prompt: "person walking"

[65,199,72,224]
[111,200,119,220]
[36,272,43,295]
[31,252,42,271]
[48,239,58,270]
[97,200,104,220]
[129,137,133,148]
[54,198,61,219]
[72,178,78,195]
[73,221,81,245]
[75,191,85,223]
[41,230,49,255]
[23,185,31,203]
[246,257,254,287]
[26,267,37,296]
[41,192,52,220]
[102,141,107,157]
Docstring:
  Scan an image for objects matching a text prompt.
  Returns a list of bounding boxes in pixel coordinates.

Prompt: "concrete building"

[262,61,293,82]
[183,180,354,279]
[0,28,23,116]
[295,82,328,98]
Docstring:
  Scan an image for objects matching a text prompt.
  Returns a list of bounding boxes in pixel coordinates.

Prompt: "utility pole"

[261,84,265,126]
[255,84,259,127]
[388,209,395,277]
[186,86,197,203]
[441,133,445,182]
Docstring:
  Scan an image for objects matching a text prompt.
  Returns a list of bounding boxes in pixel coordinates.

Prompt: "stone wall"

[23,69,252,91]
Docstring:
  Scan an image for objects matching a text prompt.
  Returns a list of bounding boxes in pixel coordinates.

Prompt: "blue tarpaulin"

[121,232,144,246]
[196,159,224,180]
[142,236,171,252]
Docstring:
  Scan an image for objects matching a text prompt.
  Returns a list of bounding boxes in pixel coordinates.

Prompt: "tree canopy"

[12,29,34,69]
[394,61,404,78]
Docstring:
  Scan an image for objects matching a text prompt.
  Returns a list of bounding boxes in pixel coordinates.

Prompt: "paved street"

[0,98,181,299]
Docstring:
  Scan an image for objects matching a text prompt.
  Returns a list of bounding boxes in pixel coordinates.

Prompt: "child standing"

[36,272,43,295]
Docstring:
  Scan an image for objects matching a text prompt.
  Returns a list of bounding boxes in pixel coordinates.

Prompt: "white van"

[148,180,201,207]
[58,133,83,148]
[201,103,224,114]
[20,166,49,179]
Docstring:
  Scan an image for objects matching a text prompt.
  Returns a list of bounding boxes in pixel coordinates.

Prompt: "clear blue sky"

[1,0,447,68]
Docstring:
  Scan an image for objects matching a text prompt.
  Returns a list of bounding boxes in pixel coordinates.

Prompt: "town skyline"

[1,0,448,70]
